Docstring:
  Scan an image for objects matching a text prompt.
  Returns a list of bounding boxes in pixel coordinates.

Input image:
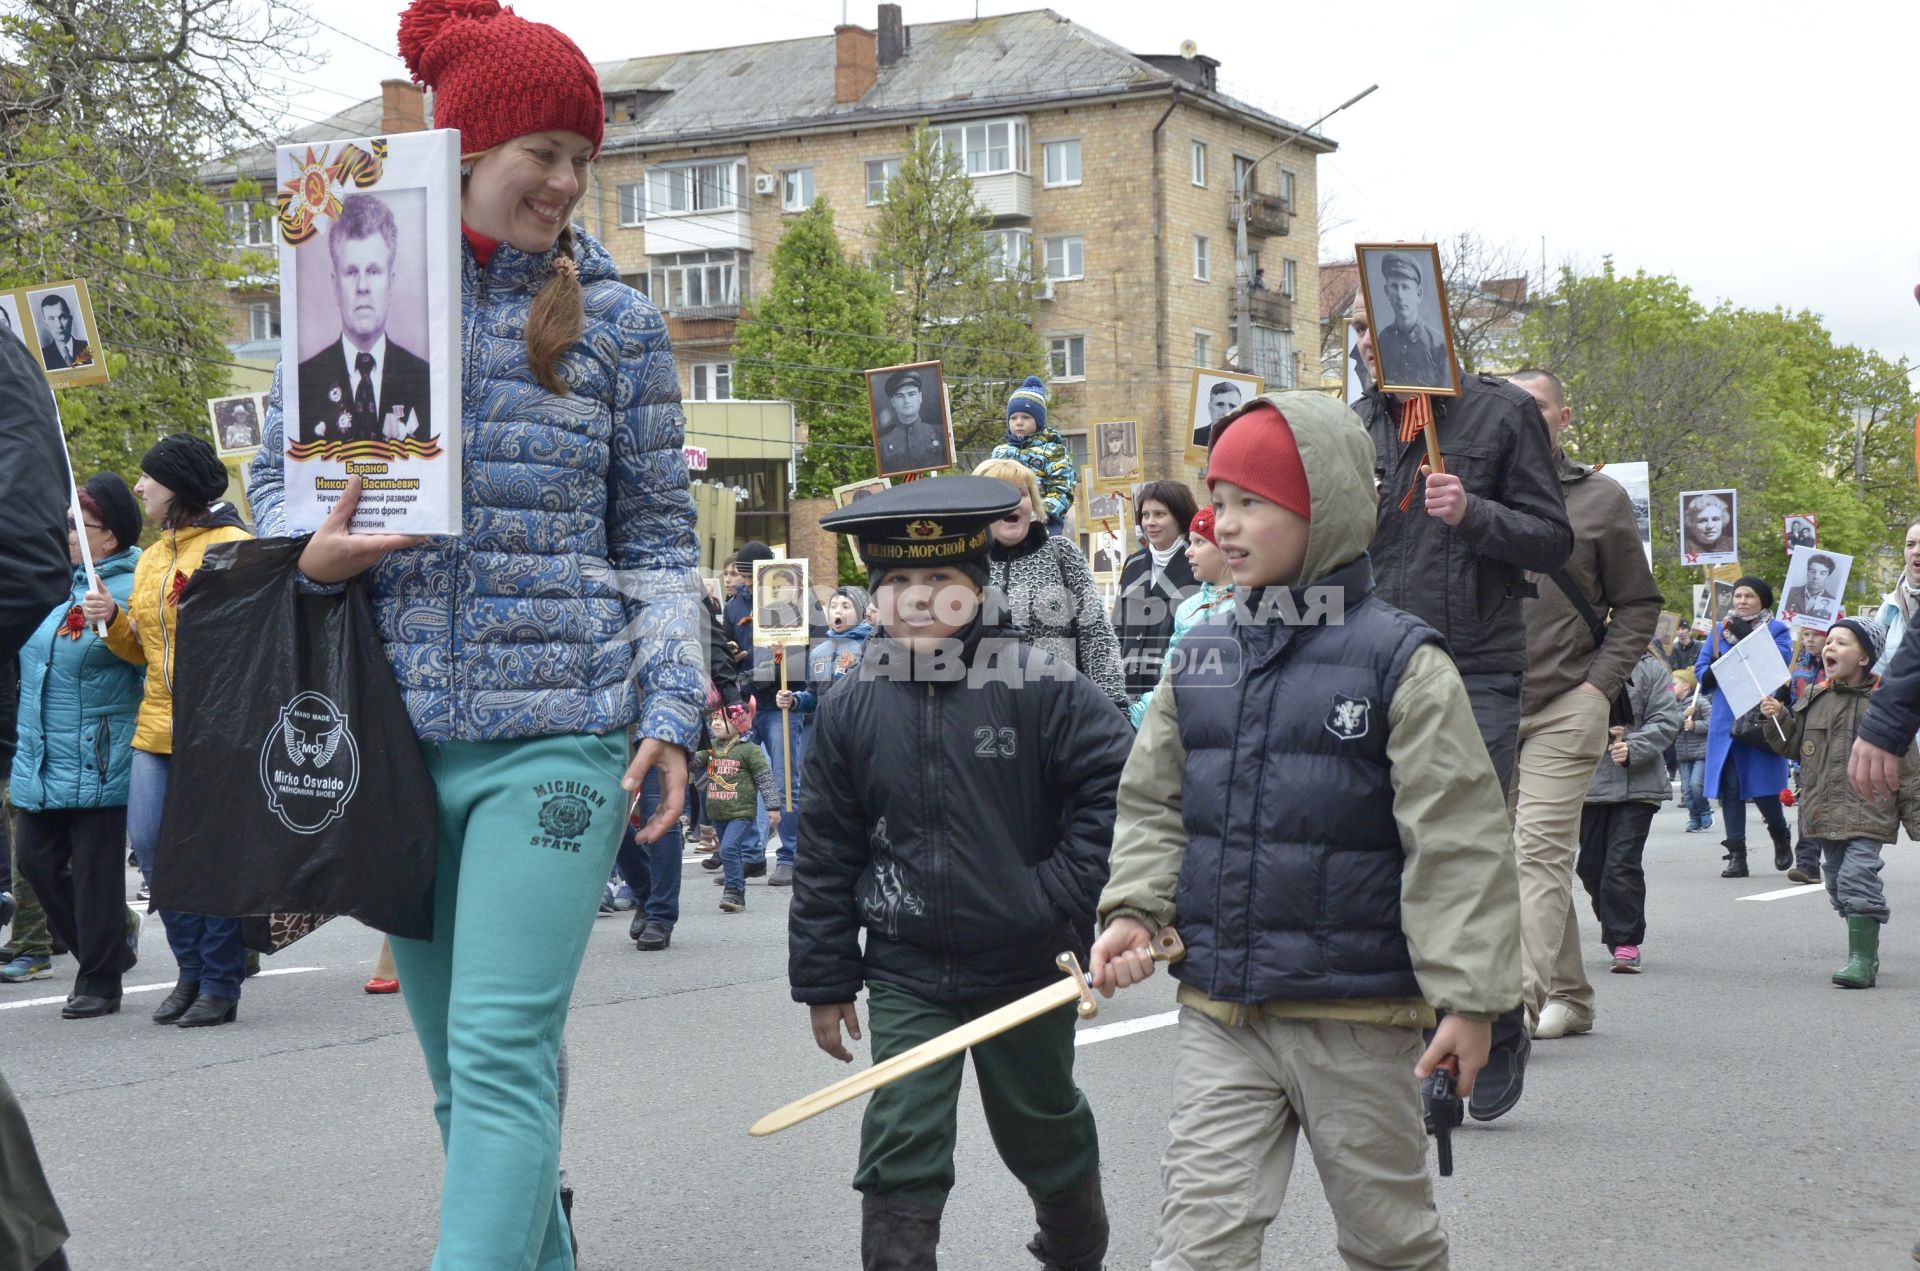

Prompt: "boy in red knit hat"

[1093,391,1521,1267]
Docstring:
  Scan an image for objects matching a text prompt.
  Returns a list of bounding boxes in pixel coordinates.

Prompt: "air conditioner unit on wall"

[753,173,778,196]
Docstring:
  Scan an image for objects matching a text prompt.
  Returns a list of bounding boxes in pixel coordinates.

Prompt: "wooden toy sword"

[750,927,1185,1138]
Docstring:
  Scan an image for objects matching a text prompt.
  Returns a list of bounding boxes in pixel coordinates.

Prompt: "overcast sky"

[287,0,1920,379]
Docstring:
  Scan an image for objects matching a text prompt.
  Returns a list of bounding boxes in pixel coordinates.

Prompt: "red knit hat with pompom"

[399,0,604,157]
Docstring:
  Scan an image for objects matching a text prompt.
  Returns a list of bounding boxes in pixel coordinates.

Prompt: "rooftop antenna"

[1179,39,1199,59]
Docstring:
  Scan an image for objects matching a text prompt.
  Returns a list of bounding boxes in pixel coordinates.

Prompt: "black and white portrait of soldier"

[868,363,951,477]
[32,289,93,370]
[1359,246,1455,393]
[1679,489,1738,565]
[297,193,432,446]
[1783,515,1818,552]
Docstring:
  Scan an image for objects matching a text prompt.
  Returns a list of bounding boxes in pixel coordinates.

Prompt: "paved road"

[7,804,1920,1269]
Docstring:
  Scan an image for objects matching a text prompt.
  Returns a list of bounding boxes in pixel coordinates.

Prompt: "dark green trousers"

[854,980,1099,1207]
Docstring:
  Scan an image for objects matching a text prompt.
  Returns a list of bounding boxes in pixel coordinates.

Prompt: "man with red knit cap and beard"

[1093,391,1519,1269]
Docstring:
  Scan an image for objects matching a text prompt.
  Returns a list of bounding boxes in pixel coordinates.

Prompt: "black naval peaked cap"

[819,476,1019,570]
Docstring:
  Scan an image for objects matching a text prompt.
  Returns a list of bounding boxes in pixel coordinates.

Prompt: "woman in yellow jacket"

[83,434,251,1027]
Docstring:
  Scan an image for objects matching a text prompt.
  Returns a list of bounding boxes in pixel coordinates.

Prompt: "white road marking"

[0,966,322,1011]
[1739,883,1828,902]
[1076,1009,1179,1047]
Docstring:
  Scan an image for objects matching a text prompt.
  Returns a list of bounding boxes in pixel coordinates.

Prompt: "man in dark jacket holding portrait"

[1351,317,1573,1123]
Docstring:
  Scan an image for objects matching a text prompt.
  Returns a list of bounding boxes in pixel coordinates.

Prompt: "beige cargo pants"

[1151,1008,1448,1271]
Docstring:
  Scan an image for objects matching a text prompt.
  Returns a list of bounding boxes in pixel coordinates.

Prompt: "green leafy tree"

[734,202,907,496]
[870,125,1045,456]
[1518,261,1916,611]
[0,0,311,482]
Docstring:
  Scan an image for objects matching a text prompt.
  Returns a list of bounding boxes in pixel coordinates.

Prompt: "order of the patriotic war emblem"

[1324,692,1372,742]
[258,691,362,834]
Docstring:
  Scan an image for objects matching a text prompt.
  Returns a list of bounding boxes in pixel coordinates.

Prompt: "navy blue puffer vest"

[1170,556,1443,1004]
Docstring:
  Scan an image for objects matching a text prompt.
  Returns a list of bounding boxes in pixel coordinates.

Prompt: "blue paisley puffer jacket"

[249,228,706,749]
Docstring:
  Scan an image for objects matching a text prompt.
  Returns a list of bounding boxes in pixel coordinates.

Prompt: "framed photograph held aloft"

[11,279,110,389]
[1781,546,1851,633]
[1090,420,1143,489]
[866,361,953,479]
[832,477,892,509]
[1354,243,1459,396]
[1187,368,1263,460]
[275,129,461,534]
[752,559,811,647]
[1678,489,1738,566]
[208,393,267,458]
[1782,514,1818,553]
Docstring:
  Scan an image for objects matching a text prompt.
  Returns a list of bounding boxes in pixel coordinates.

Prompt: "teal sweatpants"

[389,733,629,1271]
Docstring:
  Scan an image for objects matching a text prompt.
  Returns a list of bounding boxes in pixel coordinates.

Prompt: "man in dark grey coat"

[0,333,76,1270]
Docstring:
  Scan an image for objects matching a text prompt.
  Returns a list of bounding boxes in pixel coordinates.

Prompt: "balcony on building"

[935,117,1032,221]
[1249,289,1292,329]
[1229,192,1292,239]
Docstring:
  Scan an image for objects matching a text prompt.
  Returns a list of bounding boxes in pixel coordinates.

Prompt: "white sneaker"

[1533,1000,1593,1040]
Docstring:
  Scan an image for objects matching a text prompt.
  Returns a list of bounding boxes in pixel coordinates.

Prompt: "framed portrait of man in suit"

[276,129,460,534]
[1354,243,1459,396]
[20,279,109,389]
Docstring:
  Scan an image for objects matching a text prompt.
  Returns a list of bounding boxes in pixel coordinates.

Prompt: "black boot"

[1770,825,1793,872]
[176,994,238,1027]
[1026,1169,1109,1271]
[1719,841,1748,878]
[861,1194,943,1271]
[152,981,200,1024]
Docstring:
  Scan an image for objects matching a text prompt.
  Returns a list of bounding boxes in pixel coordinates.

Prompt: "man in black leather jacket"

[1350,315,1572,1123]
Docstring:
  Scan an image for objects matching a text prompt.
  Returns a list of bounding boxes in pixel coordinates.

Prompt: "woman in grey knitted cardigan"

[976,459,1128,711]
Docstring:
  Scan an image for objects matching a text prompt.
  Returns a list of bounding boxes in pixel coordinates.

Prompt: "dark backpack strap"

[1546,567,1608,649]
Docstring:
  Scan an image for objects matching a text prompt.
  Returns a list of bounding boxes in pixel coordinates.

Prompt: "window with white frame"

[1043,235,1084,281]
[933,118,1030,177]
[1048,334,1086,381]
[617,182,645,227]
[643,159,745,217]
[1193,331,1212,368]
[648,250,744,311]
[1281,258,1297,299]
[1042,139,1081,187]
[780,168,815,213]
[983,229,1032,281]
[690,361,734,401]
[248,301,280,341]
[1193,235,1210,282]
[1277,167,1297,211]
[226,202,272,247]
[865,158,901,205]
[1190,140,1207,187]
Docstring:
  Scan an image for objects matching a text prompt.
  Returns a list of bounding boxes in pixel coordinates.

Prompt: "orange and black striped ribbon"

[1395,394,1435,512]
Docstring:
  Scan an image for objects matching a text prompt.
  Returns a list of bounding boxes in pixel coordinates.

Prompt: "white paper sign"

[275,129,461,534]
[1781,544,1852,633]
[1709,624,1790,722]
[1601,461,1651,568]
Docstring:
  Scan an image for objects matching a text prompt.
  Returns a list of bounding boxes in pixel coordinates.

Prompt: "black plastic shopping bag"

[153,537,436,939]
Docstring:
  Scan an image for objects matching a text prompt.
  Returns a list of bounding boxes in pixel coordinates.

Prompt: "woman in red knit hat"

[247,3,707,1268]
